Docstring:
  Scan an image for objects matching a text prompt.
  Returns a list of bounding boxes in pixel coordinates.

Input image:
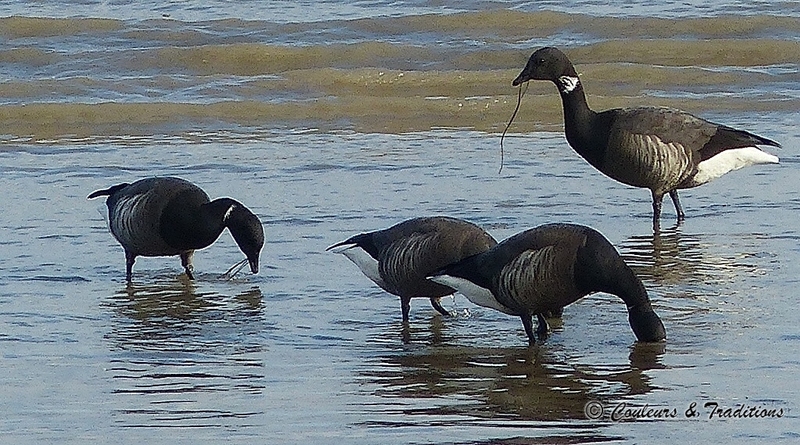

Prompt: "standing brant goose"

[511,47,779,230]
[89,177,264,282]
[429,223,666,345]
[327,216,498,322]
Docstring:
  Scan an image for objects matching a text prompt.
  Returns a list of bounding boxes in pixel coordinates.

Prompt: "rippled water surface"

[0,1,798,444]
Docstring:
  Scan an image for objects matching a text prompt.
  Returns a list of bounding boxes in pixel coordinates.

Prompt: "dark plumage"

[327,216,498,322]
[512,47,780,230]
[88,177,264,282]
[429,223,666,345]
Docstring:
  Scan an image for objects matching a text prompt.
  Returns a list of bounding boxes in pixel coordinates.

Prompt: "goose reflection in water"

[102,281,267,428]
[357,340,666,424]
[106,279,264,331]
[399,312,449,345]
[398,309,568,346]
[619,225,763,286]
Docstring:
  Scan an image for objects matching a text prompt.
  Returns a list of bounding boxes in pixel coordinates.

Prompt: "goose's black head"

[512,47,577,86]
[224,203,264,274]
[628,304,667,343]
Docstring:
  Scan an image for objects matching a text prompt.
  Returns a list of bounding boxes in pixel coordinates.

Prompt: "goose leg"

[521,314,536,344]
[669,190,685,222]
[535,313,550,340]
[429,297,452,317]
[180,251,195,280]
[125,250,136,283]
[651,191,664,231]
[400,296,411,323]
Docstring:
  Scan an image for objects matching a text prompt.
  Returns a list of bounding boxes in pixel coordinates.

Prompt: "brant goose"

[327,216,497,322]
[511,47,779,230]
[429,223,666,344]
[89,177,264,282]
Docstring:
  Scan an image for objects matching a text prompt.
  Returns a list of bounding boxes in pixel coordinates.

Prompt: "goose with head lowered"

[89,177,264,282]
[511,47,780,230]
[327,216,498,322]
[429,223,666,345]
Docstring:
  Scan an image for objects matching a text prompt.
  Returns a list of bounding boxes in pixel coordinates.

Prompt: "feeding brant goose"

[88,177,264,282]
[511,47,780,230]
[429,223,666,345]
[327,216,498,322]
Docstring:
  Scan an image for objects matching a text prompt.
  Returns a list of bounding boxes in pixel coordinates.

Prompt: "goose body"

[89,177,264,282]
[429,223,666,344]
[512,47,780,230]
[327,216,498,322]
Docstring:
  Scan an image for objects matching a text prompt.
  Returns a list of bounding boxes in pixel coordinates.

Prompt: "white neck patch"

[557,75,580,94]
[223,204,236,222]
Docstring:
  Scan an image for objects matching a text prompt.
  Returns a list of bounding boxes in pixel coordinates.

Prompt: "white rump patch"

[693,147,779,185]
[334,244,386,288]
[429,275,514,315]
[557,76,580,94]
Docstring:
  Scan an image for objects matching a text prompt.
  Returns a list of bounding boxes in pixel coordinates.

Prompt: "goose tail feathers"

[87,183,130,200]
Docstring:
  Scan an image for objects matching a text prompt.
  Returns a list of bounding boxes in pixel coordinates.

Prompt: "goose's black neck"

[573,230,651,310]
[200,197,239,235]
[578,255,666,343]
[573,230,666,342]
[557,79,600,163]
[160,195,234,250]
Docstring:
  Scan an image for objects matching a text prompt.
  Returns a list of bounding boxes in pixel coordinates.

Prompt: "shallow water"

[1,1,799,444]
[1,5,799,137]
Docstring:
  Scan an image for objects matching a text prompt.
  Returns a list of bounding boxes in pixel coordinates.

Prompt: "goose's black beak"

[512,69,530,87]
